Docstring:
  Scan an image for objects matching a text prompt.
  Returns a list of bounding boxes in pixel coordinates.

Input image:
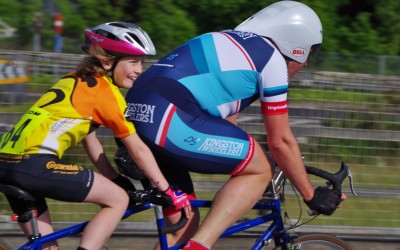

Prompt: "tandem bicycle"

[0,160,357,250]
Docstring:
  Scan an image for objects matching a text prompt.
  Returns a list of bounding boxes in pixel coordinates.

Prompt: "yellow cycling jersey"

[0,73,135,158]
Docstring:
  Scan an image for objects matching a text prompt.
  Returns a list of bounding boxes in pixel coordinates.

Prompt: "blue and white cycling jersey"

[133,30,289,118]
[125,30,290,179]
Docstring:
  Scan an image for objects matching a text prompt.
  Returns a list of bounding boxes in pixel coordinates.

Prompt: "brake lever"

[347,168,358,197]
[325,164,357,197]
[306,162,357,196]
[306,161,357,216]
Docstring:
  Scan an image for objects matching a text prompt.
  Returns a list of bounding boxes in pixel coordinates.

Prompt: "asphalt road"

[1,235,399,250]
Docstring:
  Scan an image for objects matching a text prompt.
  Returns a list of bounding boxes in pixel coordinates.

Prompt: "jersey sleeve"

[92,79,136,138]
[259,50,289,115]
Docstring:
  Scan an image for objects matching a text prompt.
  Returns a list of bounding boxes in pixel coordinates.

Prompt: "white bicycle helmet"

[234,1,322,64]
[83,21,156,57]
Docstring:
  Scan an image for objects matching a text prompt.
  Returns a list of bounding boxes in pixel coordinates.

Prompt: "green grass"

[289,88,399,105]
[281,195,400,228]
[0,104,32,112]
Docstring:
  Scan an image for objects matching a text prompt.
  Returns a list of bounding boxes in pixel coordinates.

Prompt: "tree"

[135,0,197,57]
[175,0,272,34]
[374,0,400,55]
[330,0,400,55]
[0,0,42,50]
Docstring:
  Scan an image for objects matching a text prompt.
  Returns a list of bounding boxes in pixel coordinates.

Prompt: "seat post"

[0,183,41,240]
[26,203,41,241]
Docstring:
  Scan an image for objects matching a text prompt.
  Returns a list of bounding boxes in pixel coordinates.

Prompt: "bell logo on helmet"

[291,48,307,57]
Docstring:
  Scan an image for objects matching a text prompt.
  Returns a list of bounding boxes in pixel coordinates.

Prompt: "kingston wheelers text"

[125,103,155,123]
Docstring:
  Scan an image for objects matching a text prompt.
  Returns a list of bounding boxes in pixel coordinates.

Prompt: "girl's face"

[103,56,145,89]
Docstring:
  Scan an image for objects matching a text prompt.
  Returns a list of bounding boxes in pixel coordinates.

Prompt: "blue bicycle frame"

[17,197,288,250]
[18,202,153,250]
[158,198,290,250]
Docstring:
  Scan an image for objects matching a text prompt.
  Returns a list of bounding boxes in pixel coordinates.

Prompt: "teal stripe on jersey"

[180,70,259,117]
[189,34,221,74]
[189,37,210,74]
[263,85,288,97]
[201,34,221,72]
[179,73,221,117]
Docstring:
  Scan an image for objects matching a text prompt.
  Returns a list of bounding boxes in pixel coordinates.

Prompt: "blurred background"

[0,0,399,64]
[0,0,399,245]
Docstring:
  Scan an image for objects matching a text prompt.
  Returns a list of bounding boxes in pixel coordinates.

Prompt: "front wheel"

[291,234,354,250]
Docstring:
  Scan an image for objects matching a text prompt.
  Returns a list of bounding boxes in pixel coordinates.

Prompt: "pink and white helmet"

[83,22,156,57]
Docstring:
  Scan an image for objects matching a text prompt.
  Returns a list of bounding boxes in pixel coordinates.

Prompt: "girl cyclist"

[0,22,190,250]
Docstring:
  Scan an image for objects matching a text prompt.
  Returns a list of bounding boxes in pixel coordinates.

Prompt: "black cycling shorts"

[0,154,94,216]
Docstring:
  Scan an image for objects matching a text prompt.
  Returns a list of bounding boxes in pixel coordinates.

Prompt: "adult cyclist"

[0,22,190,250]
[123,1,345,249]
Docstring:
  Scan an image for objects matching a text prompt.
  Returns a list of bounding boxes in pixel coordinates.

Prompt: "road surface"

[1,234,399,249]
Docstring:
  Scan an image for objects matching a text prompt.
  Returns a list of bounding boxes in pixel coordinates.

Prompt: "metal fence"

[310,52,400,76]
[0,50,399,237]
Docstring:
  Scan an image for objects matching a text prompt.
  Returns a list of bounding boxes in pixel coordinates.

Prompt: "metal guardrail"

[291,71,400,92]
[0,49,156,77]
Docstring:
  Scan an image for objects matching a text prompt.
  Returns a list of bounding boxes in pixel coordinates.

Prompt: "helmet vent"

[108,22,128,29]
[126,33,145,48]
[95,30,120,41]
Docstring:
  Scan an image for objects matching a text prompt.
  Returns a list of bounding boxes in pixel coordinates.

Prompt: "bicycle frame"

[17,202,153,250]
[16,197,290,250]
[158,198,290,250]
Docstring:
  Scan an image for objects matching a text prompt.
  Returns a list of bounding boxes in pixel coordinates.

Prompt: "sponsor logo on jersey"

[166,53,179,61]
[51,118,77,138]
[125,103,155,123]
[267,103,287,111]
[198,138,244,157]
[184,136,200,146]
[225,30,257,40]
[261,101,288,115]
[46,161,83,175]
[27,110,42,116]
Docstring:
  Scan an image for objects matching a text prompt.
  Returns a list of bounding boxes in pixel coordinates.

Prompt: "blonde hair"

[75,44,117,78]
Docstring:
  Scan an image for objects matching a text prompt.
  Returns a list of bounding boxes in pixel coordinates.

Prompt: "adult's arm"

[263,113,314,201]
